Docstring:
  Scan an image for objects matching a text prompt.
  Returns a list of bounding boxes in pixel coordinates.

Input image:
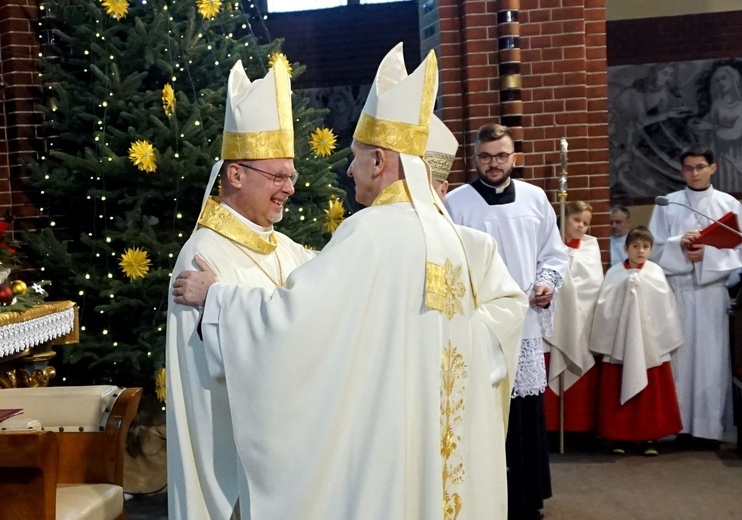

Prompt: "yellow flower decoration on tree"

[155,367,166,403]
[119,247,151,281]
[268,52,293,77]
[128,140,157,173]
[323,198,346,234]
[101,0,129,20]
[197,0,222,20]
[309,127,337,158]
[162,83,176,117]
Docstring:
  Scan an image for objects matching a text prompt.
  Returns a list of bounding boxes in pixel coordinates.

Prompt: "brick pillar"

[0,0,43,235]
[435,0,611,252]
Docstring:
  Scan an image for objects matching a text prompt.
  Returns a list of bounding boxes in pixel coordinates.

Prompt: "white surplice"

[648,186,742,439]
[166,202,315,520]
[590,261,684,404]
[544,235,603,393]
[445,179,569,397]
[200,192,527,520]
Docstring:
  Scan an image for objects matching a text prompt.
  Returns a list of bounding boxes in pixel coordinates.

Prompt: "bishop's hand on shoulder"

[172,255,217,307]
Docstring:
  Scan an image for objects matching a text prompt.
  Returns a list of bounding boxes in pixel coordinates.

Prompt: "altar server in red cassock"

[591,226,684,454]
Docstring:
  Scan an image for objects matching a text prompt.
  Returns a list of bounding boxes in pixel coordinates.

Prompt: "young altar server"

[590,226,684,455]
[544,201,604,433]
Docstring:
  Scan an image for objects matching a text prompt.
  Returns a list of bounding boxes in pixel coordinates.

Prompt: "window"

[268,0,345,12]
[268,0,410,12]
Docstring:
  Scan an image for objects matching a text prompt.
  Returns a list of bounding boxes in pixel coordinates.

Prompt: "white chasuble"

[544,235,603,392]
[649,186,742,439]
[590,261,684,404]
[166,201,315,520]
[201,199,527,520]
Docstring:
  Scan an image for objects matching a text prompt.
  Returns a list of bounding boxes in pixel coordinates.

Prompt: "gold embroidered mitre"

[222,59,294,160]
[194,59,295,232]
[353,42,437,157]
[424,115,458,182]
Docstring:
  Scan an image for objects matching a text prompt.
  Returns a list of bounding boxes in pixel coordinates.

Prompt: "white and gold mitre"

[195,59,294,231]
[353,42,437,157]
[221,58,294,160]
[425,115,458,182]
[356,44,477,317]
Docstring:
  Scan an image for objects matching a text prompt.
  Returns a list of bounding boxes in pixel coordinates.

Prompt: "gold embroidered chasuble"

[199,189,528,519]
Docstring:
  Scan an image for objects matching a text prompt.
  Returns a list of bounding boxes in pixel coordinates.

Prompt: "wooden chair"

[0,386,142,520]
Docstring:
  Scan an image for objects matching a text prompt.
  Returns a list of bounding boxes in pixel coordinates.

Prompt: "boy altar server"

[591,226,683,453]
[544,201,604,433]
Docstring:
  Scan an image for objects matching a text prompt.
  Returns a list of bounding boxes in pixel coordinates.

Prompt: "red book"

[692,212,742,249]
[0,408,23,424]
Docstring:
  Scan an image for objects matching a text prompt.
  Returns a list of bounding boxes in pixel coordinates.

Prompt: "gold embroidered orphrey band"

[441,340,466,519]
[197,197,278,253]
[372,181,467,320]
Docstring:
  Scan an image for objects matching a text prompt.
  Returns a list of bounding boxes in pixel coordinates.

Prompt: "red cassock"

[544,353,600,432]
[597,362,682,441]
[590,260,684,441]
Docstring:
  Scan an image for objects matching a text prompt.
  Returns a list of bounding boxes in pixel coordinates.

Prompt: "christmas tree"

[21,0,348,392]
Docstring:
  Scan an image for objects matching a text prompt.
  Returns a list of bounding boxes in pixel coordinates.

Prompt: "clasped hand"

[172,255,218,307]
[680,230,705,262]
[530,284,553,308]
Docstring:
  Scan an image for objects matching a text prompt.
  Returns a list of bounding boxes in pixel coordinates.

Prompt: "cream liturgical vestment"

[166,199,315,519]
[590,261,684,404]
[200,181,527,520]
[544,235,603,392]
[649,186,742,440]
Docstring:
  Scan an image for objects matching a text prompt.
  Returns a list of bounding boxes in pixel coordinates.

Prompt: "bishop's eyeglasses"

[238,163,299,186]
[475,151,515,164]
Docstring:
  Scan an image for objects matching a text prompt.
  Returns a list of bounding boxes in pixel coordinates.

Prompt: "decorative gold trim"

[221,129,294,160]
[419,51,437,130]
[273,59,293,132]
[371,180,411,206]
[424,151,455,182]
[0,301,75,327]
[197,197,278,253]
[425,259,466,320]
[441,340,466,520]
[353,113,429,157]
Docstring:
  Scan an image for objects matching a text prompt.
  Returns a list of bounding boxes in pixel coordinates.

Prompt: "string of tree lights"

[21,0,348,395]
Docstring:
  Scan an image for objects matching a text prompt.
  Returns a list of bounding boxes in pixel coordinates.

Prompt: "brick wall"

[0,0,43,237]
[436,0,611,243]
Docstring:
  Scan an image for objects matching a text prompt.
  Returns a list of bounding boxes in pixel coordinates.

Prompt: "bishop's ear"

[373,149,382,167]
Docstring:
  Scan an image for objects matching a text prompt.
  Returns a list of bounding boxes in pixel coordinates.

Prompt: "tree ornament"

[0,284,14,305]
[10,280,27,296]
[309,127,338,158]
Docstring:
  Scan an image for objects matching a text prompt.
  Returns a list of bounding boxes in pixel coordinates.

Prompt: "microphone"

[654,196,742,238]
